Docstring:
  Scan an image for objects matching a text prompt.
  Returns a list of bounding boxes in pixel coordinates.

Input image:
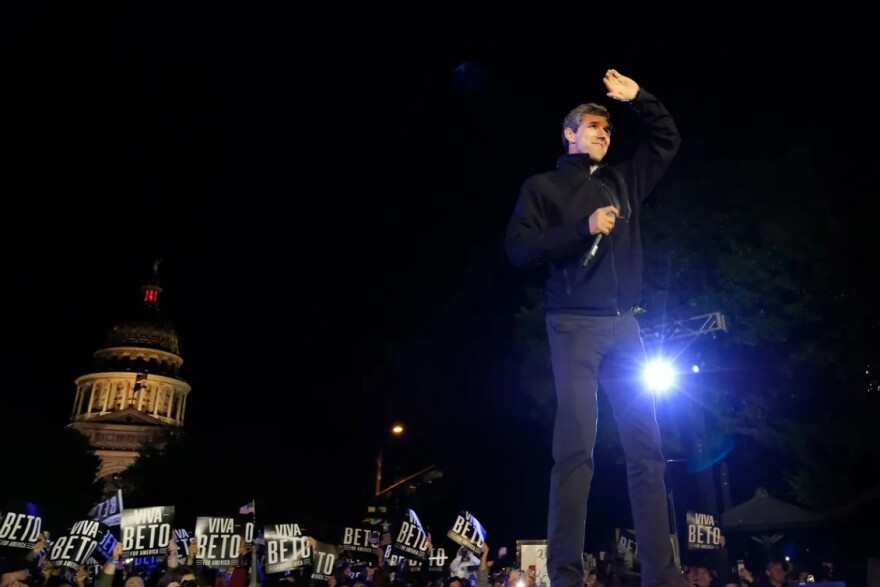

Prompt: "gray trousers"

[545,312,676,587]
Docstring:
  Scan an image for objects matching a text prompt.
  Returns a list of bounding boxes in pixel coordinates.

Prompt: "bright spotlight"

[692,365,700,373]
[644,360,676,393]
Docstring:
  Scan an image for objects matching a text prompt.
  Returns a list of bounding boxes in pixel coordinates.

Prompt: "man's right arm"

[504,178,592,268]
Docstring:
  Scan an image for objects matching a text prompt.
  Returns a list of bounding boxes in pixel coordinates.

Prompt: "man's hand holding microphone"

[582,205,620,267]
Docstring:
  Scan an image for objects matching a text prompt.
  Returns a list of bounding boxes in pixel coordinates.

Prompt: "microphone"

[581,212,618,267]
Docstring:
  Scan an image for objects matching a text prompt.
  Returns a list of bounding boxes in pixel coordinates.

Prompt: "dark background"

[3,8,876,557]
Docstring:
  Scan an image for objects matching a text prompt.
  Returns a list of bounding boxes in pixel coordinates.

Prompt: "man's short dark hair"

[562,103,611,148]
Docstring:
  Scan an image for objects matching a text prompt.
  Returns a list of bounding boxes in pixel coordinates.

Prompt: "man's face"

[124,577,145,587]
[767,564,786,584]
[566,114,611,162]
[694,567,712,587]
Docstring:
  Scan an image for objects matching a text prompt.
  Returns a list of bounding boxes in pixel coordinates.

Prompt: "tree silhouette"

[509,148,880,510]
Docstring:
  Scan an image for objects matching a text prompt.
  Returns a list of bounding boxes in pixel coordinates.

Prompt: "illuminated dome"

[93,260,186,379]
[105,285,180,355]
[69,259,192,486]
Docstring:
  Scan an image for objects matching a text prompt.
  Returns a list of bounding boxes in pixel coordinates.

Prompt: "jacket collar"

[556,153,606,174]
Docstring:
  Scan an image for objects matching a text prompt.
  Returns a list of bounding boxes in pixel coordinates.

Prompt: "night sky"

[3,8,876,555]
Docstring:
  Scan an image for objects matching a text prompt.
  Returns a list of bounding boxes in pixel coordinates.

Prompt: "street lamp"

[374,423,441,499]
[376,424,404,498]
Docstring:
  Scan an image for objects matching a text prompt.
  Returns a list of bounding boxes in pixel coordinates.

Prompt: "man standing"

[504,69,684,587]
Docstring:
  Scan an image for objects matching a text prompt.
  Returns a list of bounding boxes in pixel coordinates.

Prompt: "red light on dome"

[144,289,158,303]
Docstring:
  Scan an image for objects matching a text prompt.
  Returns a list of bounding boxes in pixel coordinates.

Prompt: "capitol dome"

[105,287,180,355]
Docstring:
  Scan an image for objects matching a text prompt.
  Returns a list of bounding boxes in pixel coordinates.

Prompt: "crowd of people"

[1,530,838,587]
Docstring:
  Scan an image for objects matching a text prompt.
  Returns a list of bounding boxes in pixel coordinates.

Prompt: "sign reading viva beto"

[446,511,486,557]
[88,525,119,564]
[173,529,193,563]
[263,523,311,574]
[385,546,449,575]
[340,525,381,556]
[686,512,723,550]
[49,520,112,570]
[88,491,123,526]
[121,506,175,557]
[427,547,449,574]
[195,516,243,567]
[392,509,429,561]
[0,503,43,550]
[310,540,341,585]
[243,521,254,546]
